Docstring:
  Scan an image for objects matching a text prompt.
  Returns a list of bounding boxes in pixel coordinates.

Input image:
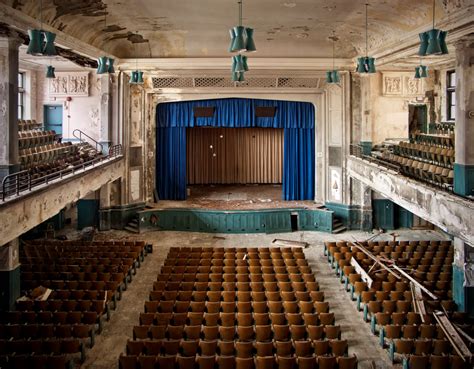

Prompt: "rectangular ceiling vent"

[152,77,194,89]
[277,77,321,88]
[194,77,234,88]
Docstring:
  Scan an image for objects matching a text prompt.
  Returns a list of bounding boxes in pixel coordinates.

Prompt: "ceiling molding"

[116,57,355,71]
[371,5,474,66]
[0,3,114,60]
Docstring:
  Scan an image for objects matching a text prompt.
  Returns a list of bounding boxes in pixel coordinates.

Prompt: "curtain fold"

[156,98,315,201]
[157,98,314,129]
[283,128,315,200]
[156,127,187,200]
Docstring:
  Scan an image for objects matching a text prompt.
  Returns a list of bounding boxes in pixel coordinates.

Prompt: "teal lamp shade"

[439,31,448,54]
[426,29,442,55]
[231,71,239,82]
[27,29,43,55]
[237,72,245,82]
[414,66,421,79]
[356,57,366,73]
[129,71,138,84]
[231,56,237,72]
[97,56,108,74]
[231,26,246,52]
[332,70,340,83]
[42,31,57,56]
[326,71,333,83]
[46,66,55,79]
[367,57,376,73]
[228,29,236,52]
[242,55,249,71]
[418,32,429,56]
[420,65,428,78]
[245,28,257,52]
[136,71,144,84]
[234,54,245,72]
[107,58,115,73]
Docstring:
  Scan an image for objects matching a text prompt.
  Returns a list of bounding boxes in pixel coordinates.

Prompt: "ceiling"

[3,0,470,59]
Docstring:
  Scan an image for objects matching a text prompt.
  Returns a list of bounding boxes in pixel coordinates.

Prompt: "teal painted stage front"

[138,208,334,234]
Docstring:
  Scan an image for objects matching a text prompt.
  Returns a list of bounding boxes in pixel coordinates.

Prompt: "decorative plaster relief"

[49,72,89,97]
[383,75,402,96]
[383,73,424,97]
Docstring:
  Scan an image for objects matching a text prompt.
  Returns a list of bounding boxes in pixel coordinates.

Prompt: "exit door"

[44,105,63,135]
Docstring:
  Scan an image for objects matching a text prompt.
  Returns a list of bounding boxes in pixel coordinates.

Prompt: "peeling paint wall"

[36,70,102,141]
[365,71,436,144]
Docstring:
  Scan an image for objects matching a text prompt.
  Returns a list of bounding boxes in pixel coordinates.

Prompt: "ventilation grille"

[194,77,235,88]
[277,78,320,88]
[152,77,194,88]
[151,77,323,89]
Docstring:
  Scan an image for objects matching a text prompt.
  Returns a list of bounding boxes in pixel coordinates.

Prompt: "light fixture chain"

[40,0,43,30]
[365,3,368,57]
[432,0,435,29]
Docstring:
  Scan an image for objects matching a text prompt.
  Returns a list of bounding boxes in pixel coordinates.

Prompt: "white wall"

[36,70,102,141]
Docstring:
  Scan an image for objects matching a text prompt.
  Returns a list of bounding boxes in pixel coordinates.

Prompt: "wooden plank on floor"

[350,257,373,288]
[433,310,472,360]
[272,239,309,248]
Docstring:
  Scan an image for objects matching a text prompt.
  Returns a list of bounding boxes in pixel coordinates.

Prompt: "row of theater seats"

[0,239,150,369]
[381,153,454,189]
[20,143,103,174]
[18,119,42,131]
[410,132,454,149]
[20,142,75,165]
[18,130,58,149]
[119,247,357,369]
[427,123,455,136]
[325,240,473,369]
[395,142,454,167]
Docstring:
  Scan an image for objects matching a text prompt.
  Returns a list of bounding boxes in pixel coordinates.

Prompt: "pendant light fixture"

[46,65,55,79]
[96,11,115,75]
[418,0,448,56]
[228,0,256,82]
[129,38,144,85]
[326,31,340,84]
[356,3,376,74]
[414,57,428,79]
[27,0,57,56]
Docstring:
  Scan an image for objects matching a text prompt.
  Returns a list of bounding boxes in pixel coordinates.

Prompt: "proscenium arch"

[154,97,316,201]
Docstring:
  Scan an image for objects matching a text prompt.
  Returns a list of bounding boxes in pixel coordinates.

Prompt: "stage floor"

[153,184,322,210]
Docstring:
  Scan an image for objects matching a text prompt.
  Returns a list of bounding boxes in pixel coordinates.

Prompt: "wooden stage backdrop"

[186,127,283,184]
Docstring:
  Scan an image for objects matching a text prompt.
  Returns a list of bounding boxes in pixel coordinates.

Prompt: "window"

[18,72,25,120]
[446,70,456,121]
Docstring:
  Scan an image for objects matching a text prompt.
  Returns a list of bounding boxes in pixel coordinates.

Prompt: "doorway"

[43,105,63,135]
[408,104,427,135]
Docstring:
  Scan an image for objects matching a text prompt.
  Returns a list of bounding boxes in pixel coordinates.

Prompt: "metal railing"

[72,129,104,153]
[1,144,123,202]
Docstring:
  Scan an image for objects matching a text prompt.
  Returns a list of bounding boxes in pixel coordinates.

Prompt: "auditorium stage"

[137,185,333,234]
[152,184,323,211]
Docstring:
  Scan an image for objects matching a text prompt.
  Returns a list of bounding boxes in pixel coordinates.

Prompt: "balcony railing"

[1,144,123,202]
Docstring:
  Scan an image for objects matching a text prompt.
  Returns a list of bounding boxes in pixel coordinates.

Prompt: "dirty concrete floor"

[81,228,450,369]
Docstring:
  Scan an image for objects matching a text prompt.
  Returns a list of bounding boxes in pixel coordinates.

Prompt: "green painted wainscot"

[137,208,334,234]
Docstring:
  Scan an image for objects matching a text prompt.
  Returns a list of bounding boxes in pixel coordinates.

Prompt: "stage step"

[125,217,140,233]
[332,219,347,234]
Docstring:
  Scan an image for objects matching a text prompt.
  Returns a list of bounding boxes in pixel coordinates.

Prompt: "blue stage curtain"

[283,128,315,200]
[156,98,315,200]
[156,98,314,129]
[156,127,187,200]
